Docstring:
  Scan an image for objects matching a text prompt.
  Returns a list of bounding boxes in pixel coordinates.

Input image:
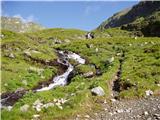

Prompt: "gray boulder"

[91,86,105,96]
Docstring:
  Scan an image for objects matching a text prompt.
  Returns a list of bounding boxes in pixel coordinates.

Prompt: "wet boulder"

[91,86,105,96]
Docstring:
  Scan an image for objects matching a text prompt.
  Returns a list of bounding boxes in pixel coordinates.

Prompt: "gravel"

[73,96,160,120]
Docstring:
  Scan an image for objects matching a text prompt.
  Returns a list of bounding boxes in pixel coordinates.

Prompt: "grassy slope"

[1,30,57,92]
[1,28,160,120]
[93,27,134,38]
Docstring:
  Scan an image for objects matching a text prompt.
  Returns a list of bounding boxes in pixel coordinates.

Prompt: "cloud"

[84,5,101,15]
[13,14,36,23]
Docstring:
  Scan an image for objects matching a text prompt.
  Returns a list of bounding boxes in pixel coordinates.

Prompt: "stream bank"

[1,50,85,107]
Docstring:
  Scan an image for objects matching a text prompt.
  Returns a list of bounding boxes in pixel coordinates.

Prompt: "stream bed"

[1,50,85,107]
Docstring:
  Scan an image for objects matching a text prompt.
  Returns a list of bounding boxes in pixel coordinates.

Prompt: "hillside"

[1,1,160,120]
[1,16,44,33]
[97,1,160,37]
[1,29,160,120]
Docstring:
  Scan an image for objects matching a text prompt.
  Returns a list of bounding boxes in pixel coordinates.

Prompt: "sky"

[2,1,139,31]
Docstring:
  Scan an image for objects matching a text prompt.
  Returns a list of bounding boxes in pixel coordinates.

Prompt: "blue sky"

[2,1,138,31]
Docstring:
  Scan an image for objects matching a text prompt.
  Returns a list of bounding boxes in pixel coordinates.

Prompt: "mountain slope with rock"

[1,1,160,120]
[1,16,44,33]
[97,1,160,36]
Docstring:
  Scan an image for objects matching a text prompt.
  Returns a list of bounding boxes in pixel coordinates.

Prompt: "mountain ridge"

[97,1,160,36]
[1,16,44,33]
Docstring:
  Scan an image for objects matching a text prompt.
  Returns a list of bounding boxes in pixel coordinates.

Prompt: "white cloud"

[84,5,101,15]
[13,14,36,23]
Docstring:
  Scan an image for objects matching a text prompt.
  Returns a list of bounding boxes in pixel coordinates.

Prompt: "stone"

[83,71,94,78]
[31,50,40,54]
[144,111,149,116]
[91,86,105,96]
[116,53,121,56]
[60,98,67,104]
[116,109,124,113]
[57,105,63,110]
[134,36,137,39]
[33,99,42,106]
[0,34,4,38]
[28,67,44,75]
[84,115,90,118]
[24,50,31,56]
[43,103,54,109]
[157,84,160,87]
[95,48,99,52]
[20,104,29,112]
[154,114,160,119]
[53,98,57,102]
[22,80,27,86]
[71,93,75,96]
[33,114,40,118]
[4,83,8,86]
[8,53,15,58]
[109,57,114,63]
[15,48,20,51]
[33,99,43,112]
[109,112,113,116]
[15,87,25,92]
[104,99,107,104]
[145,42,148,45]
[145,90,153,96]
[7,106,13,111]
[40,76,45,79]
[151,41,155,45]
[54,39,62,44]
[55,102,61,106]
[88,44,93,48]
[111,98,116,102]
[64,39,70,43]
[147,118,152,120]
[125,108,131,113]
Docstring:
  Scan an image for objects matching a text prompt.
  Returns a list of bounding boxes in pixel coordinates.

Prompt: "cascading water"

[36,50,85,91]
[1,50,85,107]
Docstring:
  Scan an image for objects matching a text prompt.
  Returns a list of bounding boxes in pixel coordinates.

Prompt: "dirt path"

[73,96,160,120]
[73,51,160,120]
